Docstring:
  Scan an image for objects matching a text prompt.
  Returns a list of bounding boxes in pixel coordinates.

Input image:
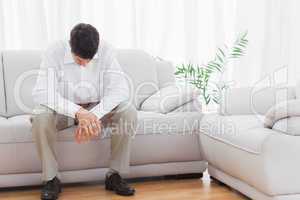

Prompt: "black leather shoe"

[41,177,62,200]
[105,172,135,196]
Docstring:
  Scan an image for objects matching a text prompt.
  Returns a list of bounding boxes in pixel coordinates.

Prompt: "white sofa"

[199,86,300,200]
[0,49,206,187]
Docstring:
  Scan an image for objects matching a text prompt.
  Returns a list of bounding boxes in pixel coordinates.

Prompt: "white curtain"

[230,0,300,87]
[0,0,299,86]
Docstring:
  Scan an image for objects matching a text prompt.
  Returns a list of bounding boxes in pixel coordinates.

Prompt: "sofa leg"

[164,173,203,180]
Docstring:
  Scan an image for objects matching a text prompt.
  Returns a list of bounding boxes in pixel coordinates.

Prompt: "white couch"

[199,86,300,200]
[0,49,206,187]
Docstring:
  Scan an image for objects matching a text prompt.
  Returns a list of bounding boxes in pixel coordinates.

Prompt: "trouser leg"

[31,105,72,181]
[106,101,137,175]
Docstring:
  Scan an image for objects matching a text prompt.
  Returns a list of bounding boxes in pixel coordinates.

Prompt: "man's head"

[70,23,99,66]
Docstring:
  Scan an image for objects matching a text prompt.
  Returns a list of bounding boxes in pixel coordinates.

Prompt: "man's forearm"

[35,91,82,119]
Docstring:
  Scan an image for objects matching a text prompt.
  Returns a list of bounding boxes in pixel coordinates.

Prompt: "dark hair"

[70,23,99,59]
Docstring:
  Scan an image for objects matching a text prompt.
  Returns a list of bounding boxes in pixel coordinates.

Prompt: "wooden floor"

[0,173,249,200]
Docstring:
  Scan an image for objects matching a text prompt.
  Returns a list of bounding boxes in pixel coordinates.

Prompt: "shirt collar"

[63,41,99,64]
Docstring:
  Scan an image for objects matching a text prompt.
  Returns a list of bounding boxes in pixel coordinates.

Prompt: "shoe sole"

[116,191,135,196]
[105,184,113,191]
[105,184,135,196]
[41,187,62,200]
[41,196,58,200]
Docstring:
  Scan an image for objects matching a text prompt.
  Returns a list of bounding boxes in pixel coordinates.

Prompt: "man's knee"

[112,101,137,137]
[116,101,137,124]
[32,113,54,123]
[31,105,56,127]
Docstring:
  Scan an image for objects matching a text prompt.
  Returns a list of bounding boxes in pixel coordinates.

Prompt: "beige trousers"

[31,101,137,181]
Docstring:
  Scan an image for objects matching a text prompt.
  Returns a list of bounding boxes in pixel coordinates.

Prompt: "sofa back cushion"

[2,49,162,116]
[116,49,159,109]
[220,86,296,115]
[0,56,6,116]
[2,50,42,117]
[155,59,175,88]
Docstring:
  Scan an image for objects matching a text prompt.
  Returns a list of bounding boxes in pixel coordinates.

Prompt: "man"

[31,23,137,200]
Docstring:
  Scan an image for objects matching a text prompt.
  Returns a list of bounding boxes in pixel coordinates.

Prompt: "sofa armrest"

[140,84,200,114]
[170,98,202,113]
[271,117,300,136]
[220,86,295,115]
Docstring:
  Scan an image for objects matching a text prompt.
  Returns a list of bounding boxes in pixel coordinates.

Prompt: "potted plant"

[175,31,249,111]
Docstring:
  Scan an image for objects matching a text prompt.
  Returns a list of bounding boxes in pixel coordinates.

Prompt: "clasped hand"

[75,108,101,143]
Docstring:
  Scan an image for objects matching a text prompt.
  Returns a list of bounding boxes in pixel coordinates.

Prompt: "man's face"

[72,54,91,67]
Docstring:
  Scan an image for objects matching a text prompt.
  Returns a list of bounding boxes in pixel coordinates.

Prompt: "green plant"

[175,31,249,105]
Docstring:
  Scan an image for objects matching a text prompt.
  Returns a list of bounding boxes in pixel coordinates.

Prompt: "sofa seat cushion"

[1,111,202,143]
[0,117,15,143]
[200,114,268,154]
[61,111,202,140]
[0,111,203,174]
[136,111,202,135]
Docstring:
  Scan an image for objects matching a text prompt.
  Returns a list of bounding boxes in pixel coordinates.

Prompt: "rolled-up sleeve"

[90,56,129,119]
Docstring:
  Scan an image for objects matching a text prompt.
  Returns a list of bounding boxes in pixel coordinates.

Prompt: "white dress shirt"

[32,40,129,119]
